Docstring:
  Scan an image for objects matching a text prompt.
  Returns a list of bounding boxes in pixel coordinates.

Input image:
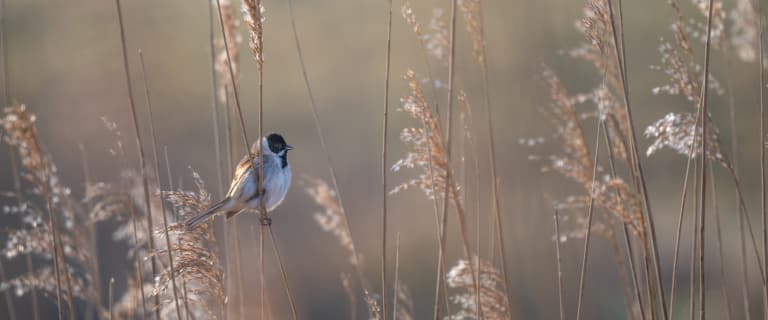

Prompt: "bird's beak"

[286,145,294,151]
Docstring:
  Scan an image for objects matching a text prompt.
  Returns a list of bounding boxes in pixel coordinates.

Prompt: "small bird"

[185,133,293,228]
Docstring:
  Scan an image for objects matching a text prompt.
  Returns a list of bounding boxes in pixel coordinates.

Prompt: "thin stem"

[108,278,115,320]
[554,208,565,320]
[711,165,733,320]
[474,1,513,313]
[285,0,369,291]
[606,0,668,317]
[233,222,245,320]
[380,0,393,318]
[113,1,160,317]
[602,121,646,320]
[78,144,103,320]
[668,97,703,316]
[393,233,401,320]
[137,49,183,320]
[0,0,9,106]
[266,226,299,320]
[689,162,700,320]
[698,1,715,317]
[575,118,603,320]
[758,0,768,313]
[207,0,224,198]
[435,1,481,319]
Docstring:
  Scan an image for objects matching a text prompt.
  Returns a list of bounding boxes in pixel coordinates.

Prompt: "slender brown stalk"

[138,49,183,320]
[162,147,195,320]
[554,208,565,320]
[668,99,703,316]
[259,223,265,320]
[285,0,370,292]
[265,226,299,320]
[758,0,768,313]
[710,165,733,320]
[602,122,646,320]
[214,1,263,316]
[393,233,401,320]
[113,1,160,317]
[207,0,224,198]
[698,2,715,317]
[0,0,8,106]
[79,144,103,320]
[472,2,513,313]
[3,151,24,320]
[605,0,668,317]
[108,278,115,320]
[724,13,751,319]
[232,222,245,320]
[690,164,700,320]
[380,0,393,318]
[128,193,147,320]
[434,0,481,318]
[575,119,603,320]
[0,260,15,320]
[737,198,751,319]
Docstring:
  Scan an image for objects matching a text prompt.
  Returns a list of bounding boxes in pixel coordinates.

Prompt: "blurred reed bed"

[1,0,768,319]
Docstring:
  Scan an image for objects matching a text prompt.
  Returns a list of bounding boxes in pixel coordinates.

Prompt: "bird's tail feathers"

[185,198,229,229]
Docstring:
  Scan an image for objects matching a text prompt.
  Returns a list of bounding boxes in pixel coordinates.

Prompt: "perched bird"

[185,133,293,228]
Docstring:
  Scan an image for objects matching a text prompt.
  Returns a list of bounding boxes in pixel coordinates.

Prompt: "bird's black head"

[266,133,292,154]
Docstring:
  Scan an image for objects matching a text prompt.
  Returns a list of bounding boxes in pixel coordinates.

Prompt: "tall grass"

[3,0,768,319]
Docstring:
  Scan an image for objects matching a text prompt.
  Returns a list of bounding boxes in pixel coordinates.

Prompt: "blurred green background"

[1,0,767,319]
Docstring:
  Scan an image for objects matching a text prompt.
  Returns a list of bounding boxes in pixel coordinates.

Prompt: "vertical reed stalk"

[554,208,565,320]
[137,49,183,320]
[602,121,646,320]
[113,1,160,317]
[575,119,603,320]
[606,0,668,317]
[697,1,715,317]
[207,0,224,198]
[473,1,513,312]
[710,165,733,320]
[108,278,115,320]
[380,0,393,318]
[267,226,299,320]
[78,145,103,320]
[285,0,370,291]
[434,0,481,318]
[393,233,401,320]
[758,0,768,313]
